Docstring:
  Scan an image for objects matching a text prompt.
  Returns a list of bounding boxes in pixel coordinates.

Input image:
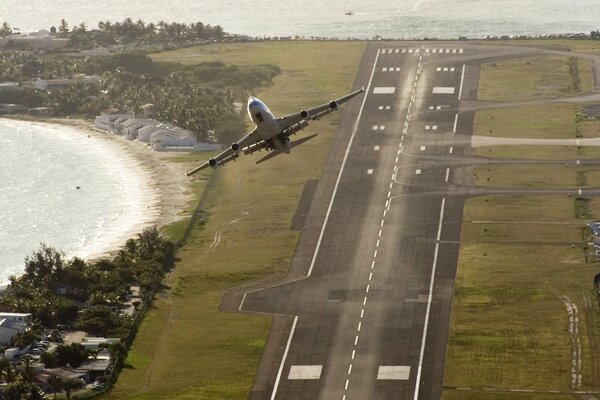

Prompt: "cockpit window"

[255,112,264,123]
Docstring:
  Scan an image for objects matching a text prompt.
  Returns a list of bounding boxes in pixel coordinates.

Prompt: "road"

[221,41,600,400]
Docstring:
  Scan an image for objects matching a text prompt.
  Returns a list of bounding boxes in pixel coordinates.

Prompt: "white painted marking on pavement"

[413,198,445,400]
[367,169,373,175]
[415,169,422,175]
[449,147,454,154]
[374,145,380,151]
[378,366,411,380]
[288,365,323,380]
[271,316,298,400]
[373,87,396,94]
[453,113,459,133]
[445,168,450,183]
[433,87,455,94]
[458,64,466,99]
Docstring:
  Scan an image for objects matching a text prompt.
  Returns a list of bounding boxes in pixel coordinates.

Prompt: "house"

[28,107,55,116]
[150,128,197,149]
[0,313,31,345]
[94,108,130,130]
[136,120,163,142]
[121,118,150,140]
[0,82,19,91]
[0,103,26,114]
[33,75,100,91]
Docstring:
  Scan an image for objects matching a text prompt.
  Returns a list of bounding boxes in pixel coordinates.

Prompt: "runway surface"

[221,41,600,400]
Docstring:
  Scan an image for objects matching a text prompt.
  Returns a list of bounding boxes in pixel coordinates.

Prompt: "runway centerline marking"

[344,52,424,400]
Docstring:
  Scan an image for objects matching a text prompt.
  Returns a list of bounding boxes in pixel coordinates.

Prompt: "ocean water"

[3,0,600,39]
[0,119,157,281]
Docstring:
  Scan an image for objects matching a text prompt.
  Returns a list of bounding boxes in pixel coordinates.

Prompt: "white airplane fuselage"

[247,97,291,153]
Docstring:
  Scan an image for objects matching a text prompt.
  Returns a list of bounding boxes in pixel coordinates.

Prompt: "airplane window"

[255,112,264,123]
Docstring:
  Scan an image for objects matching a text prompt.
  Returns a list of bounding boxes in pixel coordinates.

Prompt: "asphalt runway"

[220,41,600,399]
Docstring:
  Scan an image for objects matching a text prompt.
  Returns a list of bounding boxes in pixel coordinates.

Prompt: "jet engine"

[300,110,308,119]
[208,158,218,168]
[329,100,338,109]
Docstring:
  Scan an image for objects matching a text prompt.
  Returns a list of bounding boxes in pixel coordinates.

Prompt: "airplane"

[185,88,364,176]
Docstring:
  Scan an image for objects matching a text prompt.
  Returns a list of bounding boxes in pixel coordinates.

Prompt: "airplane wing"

[185,88,364,176]
[277,88,364,132]
[185,129,257,176]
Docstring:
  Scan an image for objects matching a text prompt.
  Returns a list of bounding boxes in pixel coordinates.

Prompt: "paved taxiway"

[221,42,600,399]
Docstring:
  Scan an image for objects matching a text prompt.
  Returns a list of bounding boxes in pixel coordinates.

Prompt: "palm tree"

[0,355,15,383]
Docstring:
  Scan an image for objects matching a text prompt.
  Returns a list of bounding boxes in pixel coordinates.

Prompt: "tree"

[0,22,12,38]
[58,19,69,36]
[62,377,84,400]
[46,374,64,400]
[0,355,15,383]
[54,343,88,368]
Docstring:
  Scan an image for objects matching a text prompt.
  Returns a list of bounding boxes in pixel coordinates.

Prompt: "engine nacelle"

[329,100,338,109]
[208,158,218,168]
[231,143,240,152]
[300,110,308,119]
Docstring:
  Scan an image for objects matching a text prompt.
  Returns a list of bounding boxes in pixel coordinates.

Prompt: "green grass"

[475,145,600,160]
[471,164,600,189]
[483,38,600,55]
[478,55,592,101]
[474,104,579,139]
[443,195,600,395]
[104,41,365,400]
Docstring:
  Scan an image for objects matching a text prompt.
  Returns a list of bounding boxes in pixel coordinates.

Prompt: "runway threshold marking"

[414,198,446,400]
[270,48,381,400]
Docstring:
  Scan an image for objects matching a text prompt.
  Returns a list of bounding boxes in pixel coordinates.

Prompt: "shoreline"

[1,115,194,265]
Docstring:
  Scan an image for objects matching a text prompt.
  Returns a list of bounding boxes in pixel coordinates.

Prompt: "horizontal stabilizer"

[256,134,318,165]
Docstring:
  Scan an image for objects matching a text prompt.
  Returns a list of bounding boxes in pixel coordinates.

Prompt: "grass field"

[471,164,600,189]
[442,195,600,398]
[445,40,600,398]
[474,102,600,141]
[474,104,578,139]
[103,41,365,400]
[476,145,600,160]
[478,55,592,101]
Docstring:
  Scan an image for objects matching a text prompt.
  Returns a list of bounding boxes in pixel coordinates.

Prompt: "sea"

[0,119,157,281]
[3,0,600,39]
[1,0,600,279]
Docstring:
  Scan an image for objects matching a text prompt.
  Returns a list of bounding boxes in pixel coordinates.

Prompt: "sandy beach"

[1,116,196,264]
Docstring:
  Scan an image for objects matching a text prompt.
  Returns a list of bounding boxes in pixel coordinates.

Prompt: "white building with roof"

[0,313,31,346]
[94,108,134,132]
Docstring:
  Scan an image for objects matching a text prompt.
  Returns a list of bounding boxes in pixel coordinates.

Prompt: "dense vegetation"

[0,50,280,142]
[0,227,174,336]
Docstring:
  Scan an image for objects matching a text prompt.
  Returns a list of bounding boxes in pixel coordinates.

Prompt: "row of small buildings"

[94,108,222,151]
